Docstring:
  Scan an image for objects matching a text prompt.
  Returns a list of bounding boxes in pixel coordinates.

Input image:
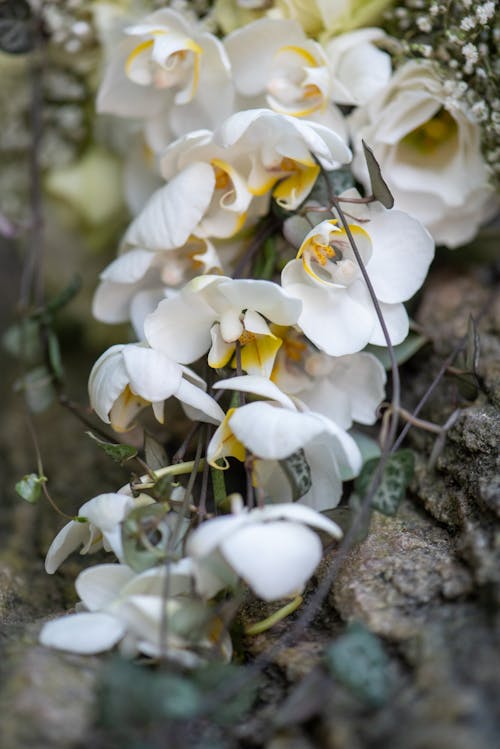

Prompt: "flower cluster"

[37,0,496,663]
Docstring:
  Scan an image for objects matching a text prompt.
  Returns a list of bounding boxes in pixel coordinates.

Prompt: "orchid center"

[401,107,457,155]
[125,31,202,102]
[268,45,327,117]
[297,222,371,287]
[109,385,150,432]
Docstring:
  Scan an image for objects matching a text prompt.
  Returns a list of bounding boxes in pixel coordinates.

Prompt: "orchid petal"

[75,564,135,611]
[122,345,182,402]
[40,612,126,654]
[221,521,322,601]
[124,162,215,251]
[44,521,89,574]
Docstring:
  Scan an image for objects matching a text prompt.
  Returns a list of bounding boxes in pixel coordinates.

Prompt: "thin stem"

[20,14,44,310]
[392,292,495,452]
[244,595,303,636]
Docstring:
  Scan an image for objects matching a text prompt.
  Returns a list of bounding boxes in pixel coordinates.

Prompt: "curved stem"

[244,595,303,636]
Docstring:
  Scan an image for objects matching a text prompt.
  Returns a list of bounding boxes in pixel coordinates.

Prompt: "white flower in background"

[96,8,233,152]
[40,561,232,663]
[322,27,391,106]
[271,326,386,430]
[89,342,224,432]
[350,61,498,247]
[224,18,347,136]
[187,498,342,601]
[144,276,302,377]
[271,0,394,38]
[207,375,361,510]
[44,492,154,574]
[281,205,434,356]
[92,236,242,339]
[224,20,390,126]
[213,108,351,210]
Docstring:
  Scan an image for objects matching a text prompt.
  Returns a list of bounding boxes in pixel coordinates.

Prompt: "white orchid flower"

[350,60,498,247]
[89,342,224,432]
[126,144,256,244]
[281,206,434,356]
[96,8,233,151]
[270,325,386,430]
[213,108,351,210]
[44,493,154,574]
[144,276,302,377]
[207,375,362,510]
[224,19,347,137]
[40,560,232,663]
[187,498,342,601]
[92,236,241,339]
[323,28,391,106]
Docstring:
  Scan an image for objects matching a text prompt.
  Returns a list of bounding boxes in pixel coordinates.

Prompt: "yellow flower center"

[402,108,457,154]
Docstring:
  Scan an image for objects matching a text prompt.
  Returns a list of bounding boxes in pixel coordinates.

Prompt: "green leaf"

[143,432,168,471]
[325,622,391,706]
[280,448,312,501]
[465,315,480,375]
[308,167,355,205]
[44,275,82,316]
[349,431,381,465]
[47,328,64,380]
[194,663,258,724]
[0,0,34,54]
[14,365,55,413]
[15,473,46,503]
[362,140,394,209]
[365,333,428,370]
[355,449,415,516]
[86,431,137,465]
[211,462,227,506]
[253,237,277,280]
[97,658,202,731]
[121,503,171,572]
[2,319,43,363]
[150,472,174,501]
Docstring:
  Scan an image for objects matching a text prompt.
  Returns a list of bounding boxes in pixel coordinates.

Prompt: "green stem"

[244,595,303,636]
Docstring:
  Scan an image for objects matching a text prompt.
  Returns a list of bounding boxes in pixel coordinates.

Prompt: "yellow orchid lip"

[209,408,246,468]
[125,31,202,100]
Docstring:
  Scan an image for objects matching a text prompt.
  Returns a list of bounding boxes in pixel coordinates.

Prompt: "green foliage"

[362,140,394,208]
[96,658,257,738]
[86,431,138,465]
[144,432,168,471]
[2,320,43,363]
[309,167,355,205]
[121,503,172,573]
[365,332,428,370]
[211,462,227,506]
[280,448,312,501]
[36,275,82,319]
[355,449,415,516]
[0,0,34,54]
[253,237,277,280]
[452,315,481,400]
[14,365,56,413]
[325,622,391,707]
[15,472,46,503]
